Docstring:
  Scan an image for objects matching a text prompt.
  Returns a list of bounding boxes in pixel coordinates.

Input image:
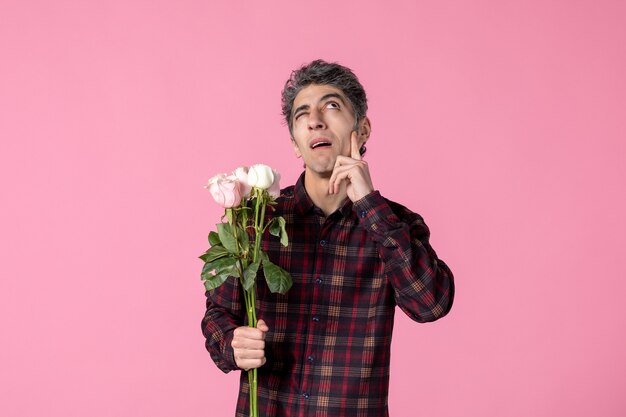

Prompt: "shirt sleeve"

[201,275,244,373]
[353,191,455,322]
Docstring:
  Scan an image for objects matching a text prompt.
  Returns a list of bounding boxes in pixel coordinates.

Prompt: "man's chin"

[304,165,333,179]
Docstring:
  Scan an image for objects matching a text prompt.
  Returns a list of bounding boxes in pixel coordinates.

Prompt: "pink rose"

[268,169,281,199]
[205,174,242,208]
[233,166,252,198]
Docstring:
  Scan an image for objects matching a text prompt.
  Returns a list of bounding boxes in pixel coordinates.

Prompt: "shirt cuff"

[211,329,239,373]
[222,330,239,370]
[353,191,402,235]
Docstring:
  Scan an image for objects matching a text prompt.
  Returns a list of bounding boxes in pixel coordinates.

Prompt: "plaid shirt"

[202,172,454,416]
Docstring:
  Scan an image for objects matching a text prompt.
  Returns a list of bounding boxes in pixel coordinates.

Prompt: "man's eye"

[326,102,340,109]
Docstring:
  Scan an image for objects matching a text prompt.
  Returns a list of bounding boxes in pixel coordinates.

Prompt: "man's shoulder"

[272,185,297,213]
[279,184,296,197]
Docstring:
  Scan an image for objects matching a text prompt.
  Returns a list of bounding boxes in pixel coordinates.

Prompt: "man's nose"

[307,109,326,130]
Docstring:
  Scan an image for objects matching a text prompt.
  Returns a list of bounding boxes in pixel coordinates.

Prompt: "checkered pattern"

[202,173,454,416]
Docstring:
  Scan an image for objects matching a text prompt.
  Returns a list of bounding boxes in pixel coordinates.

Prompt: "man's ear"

[358,117,371,142]
[357,117,371,146]
[291,138,302,158]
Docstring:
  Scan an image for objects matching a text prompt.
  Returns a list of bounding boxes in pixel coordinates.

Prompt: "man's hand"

[231,319,269,371]
[328,131,374,201]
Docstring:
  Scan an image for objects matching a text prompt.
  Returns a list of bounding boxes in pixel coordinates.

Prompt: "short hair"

[281,59,368,136]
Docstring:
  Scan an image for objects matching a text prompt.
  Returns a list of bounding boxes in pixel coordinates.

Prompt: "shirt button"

[319,239,326,246]
[312,315,320,322]
[315,278,323,284]
[360,210,367,218]
[302,392,310,399]
[307,355,315,363]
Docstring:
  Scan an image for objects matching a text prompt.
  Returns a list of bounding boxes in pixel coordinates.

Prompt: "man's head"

[281,60,369,144]
[281,60,371,178]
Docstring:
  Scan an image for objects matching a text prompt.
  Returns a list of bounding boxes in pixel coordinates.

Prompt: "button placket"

[299,218,326,403]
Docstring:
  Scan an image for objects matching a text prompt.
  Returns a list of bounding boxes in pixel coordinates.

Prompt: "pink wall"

[2,1,625,416]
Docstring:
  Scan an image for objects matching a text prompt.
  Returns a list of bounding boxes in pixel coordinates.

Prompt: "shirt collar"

[293,171,355,218]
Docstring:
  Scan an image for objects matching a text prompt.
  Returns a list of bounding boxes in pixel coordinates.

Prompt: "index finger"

[351,130,362,161]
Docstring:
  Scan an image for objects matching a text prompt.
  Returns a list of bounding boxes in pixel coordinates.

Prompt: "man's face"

[290,84,369,178]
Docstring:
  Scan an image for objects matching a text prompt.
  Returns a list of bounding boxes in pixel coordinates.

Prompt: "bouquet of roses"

[200,164,292,417]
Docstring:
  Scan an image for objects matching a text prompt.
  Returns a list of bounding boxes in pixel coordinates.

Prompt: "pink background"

[2,1,625,416]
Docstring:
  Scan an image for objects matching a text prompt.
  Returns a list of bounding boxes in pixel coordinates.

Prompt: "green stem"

[230,208,258,417]
[252,189,261,263]
[243,286,258,417]
[229,208,247,280]
[241,189,268,417]
[252,188,267,265]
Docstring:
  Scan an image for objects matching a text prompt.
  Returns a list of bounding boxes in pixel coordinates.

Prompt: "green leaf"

[258,250,269,263]
[203,276,228,292]
[199,244,230,263]
[217,222,249,254]
[208,231,221,246]
[268,216,288,247]
[237,226,250,252]
[217,223,237,253]
[262,260,292,294]
[277,216,288,247]
[269,218,280,237]
[201,256,237,290]
[242,261,260,291]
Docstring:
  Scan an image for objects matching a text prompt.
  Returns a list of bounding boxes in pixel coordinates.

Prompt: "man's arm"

[202,276,270,372]
[354,192,455,322]
[329,131,454,321]
[201,277,243,373]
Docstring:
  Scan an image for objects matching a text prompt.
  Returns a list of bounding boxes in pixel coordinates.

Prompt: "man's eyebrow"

[319,93,347,105]
[293,93,349,118]
[293,104,310,117]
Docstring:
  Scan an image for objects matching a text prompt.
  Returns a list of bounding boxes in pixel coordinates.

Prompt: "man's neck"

[304,170,348,217]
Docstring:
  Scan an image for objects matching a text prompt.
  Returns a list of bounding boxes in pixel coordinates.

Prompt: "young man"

[202,60,455,416]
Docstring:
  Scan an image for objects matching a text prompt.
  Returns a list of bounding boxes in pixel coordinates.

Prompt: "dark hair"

[281,59,368,136]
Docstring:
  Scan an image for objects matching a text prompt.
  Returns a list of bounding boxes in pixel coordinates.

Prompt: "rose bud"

[205,174,242,208]
[233,166,252,198]
[247,164,275,190]
[268,169,281,199]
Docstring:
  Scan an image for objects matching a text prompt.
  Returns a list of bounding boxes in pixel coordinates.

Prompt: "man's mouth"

[310,138,332,149]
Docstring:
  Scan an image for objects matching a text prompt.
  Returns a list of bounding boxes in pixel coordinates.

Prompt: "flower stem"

[246,189,266,417]
[229,208,247,280]
[229,207,258,417]
[252,188,267,265]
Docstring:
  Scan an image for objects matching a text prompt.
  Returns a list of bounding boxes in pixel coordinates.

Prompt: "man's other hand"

[231,319,269,371]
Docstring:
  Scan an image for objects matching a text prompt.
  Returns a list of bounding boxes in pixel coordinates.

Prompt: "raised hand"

[328,131,374,202]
